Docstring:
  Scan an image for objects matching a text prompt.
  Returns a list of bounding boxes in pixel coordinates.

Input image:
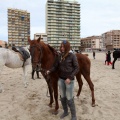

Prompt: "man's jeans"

[58,78,74,100]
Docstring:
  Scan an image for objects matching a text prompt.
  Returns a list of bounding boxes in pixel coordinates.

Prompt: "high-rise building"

[46,0,80,50]
[8,8,30,47]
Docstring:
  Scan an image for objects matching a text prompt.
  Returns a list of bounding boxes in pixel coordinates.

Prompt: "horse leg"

[112,58,117,69]
[41,72,54,108]
[23,65,28,88]
[51,79,59,114]
[46,80,54,107]
[76,72,83,98]
[82,73,95,107]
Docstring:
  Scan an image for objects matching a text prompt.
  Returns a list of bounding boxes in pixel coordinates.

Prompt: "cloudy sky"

[0,0,120,41]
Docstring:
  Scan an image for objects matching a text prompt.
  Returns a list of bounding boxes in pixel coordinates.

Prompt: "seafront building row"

[7,0,80,50]
[3,0,120,50]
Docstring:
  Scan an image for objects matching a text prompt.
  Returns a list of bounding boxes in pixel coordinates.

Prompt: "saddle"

[12,46,30,66]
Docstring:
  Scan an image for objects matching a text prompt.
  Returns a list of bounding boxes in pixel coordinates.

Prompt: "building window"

[27,18,30,22]
[28,31,30,35]
[21,16,25,21]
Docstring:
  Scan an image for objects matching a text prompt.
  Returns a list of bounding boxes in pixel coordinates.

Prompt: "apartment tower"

[8,8,30,47]
[46,0,80,50]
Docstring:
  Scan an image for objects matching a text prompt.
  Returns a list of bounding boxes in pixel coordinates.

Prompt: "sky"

[0,0,120,41]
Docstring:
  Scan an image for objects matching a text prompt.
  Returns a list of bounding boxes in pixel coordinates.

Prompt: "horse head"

[28,36,43,71]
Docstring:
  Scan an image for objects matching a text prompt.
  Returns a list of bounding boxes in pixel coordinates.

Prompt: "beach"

[0,52,120,120]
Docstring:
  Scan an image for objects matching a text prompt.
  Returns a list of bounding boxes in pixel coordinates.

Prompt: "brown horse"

[28,37,95,114]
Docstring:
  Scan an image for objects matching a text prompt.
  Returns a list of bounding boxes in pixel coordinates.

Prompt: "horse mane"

[45,43,58,56]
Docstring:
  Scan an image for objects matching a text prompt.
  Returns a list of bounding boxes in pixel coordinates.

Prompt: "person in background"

[47,40,79,120]
[93,51,95,59]
[32,65,41,80]
[106,51,112,65]
[105,52,108,65]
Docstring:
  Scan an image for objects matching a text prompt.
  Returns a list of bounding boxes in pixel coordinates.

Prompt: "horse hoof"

[48,109,58,115]
[92,103,96,107]
[52,110,58,115]
[74,96,79,99]
[48,104,52,108]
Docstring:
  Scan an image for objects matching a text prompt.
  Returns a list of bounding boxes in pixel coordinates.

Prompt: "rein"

[30,44,43,66]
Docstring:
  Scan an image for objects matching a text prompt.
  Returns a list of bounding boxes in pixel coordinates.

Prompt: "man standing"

[93,51,95,59]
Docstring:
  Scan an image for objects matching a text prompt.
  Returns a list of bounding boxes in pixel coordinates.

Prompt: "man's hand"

[65,78,71,84]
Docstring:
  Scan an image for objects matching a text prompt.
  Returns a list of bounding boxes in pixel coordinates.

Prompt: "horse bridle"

[30,44,50,73]
[30,44,43,71]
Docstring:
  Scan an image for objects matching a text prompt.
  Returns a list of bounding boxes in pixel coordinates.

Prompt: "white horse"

[0,47,31,92]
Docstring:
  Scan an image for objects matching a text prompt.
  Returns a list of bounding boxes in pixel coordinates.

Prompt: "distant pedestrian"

[106,51,112,65]
[32,65,41,80]
[93,51,95,59]
[105,52,108,65]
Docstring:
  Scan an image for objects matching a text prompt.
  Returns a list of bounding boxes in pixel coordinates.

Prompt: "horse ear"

[37,35,42,43]
[37,37,40,43]
[28,36,31,43]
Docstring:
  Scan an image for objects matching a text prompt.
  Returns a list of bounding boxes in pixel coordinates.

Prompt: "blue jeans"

[58,78,74,100]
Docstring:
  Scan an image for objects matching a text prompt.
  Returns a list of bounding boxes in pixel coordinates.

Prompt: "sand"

[0,52,120,120]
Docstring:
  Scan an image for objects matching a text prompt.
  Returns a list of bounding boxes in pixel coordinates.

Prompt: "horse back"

[76,53,91,73]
